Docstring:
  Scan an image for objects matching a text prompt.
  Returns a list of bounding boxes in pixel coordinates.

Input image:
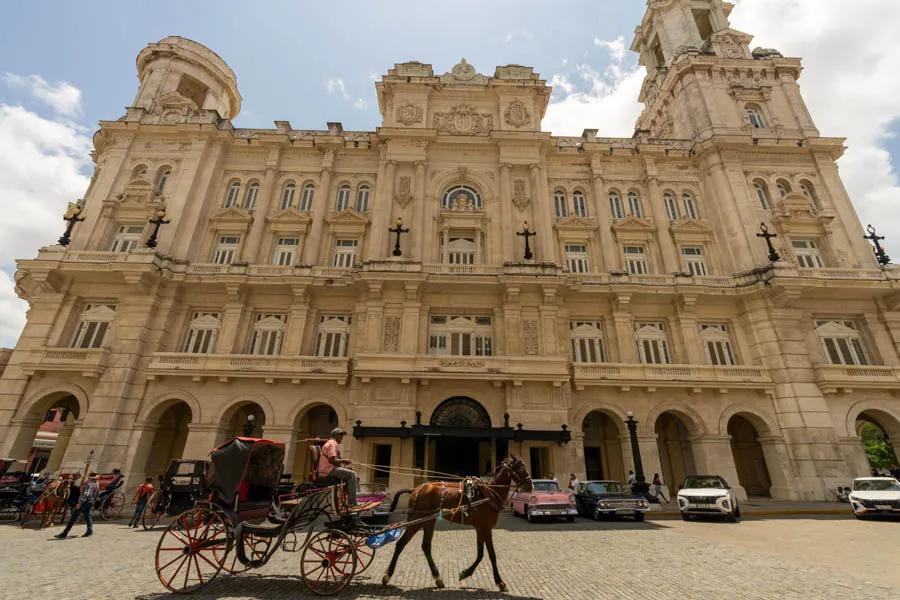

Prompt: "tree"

[859,422,897,471]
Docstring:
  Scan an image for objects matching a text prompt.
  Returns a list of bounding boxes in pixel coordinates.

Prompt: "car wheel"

[854,511,866,520]
[633,512,645,522]
[566,515,575,523]
[526,507,534,522]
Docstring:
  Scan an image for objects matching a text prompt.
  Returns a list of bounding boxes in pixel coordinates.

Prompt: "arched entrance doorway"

[219,402,266,444]
[142,402,192,480]
[855,410,899,475]
[582,411,625,481]
[292,404,339,479]
[655,412,696,493]
[728,415,772,497]
[429,397,493,477]
[12,393,82,475]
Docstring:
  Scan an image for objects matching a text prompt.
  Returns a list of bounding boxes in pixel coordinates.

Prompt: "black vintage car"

[575,480,650,522]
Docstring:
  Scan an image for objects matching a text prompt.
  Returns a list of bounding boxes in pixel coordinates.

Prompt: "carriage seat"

[308,444,342,488]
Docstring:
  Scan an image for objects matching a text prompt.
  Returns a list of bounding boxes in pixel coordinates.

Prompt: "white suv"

[677,475,741,522]
[847,477,900,520]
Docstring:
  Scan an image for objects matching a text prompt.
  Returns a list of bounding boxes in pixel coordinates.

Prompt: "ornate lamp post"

[145,205,171,248]
[625,411,650,497]
[242,414,256,437]
[388,217,409,257]
[58,203,85,247]
[864,224,891,266]
[756,222,781,262]
[516,221,535,260]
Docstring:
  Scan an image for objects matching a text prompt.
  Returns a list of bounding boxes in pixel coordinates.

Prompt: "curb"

[650,508,849,518]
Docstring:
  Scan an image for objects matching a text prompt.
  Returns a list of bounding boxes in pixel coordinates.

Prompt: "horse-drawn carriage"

[0,459,31,521]
[142,459,207,530]
[19,470,80,528]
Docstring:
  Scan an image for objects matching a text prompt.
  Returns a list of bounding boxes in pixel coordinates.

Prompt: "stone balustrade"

[813,363,900,394]
[572,362,772,391]
[146,353,349,384]
[21,346,109,378]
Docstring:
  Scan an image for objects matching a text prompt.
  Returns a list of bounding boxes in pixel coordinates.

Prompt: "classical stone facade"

[2,1,899,501]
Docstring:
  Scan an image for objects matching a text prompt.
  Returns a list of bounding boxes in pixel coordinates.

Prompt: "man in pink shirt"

[319,427,358,505]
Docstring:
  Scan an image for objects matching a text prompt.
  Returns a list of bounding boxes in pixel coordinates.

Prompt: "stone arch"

[420,386,505,429]
[430,397,491,428]
[845,401,900,438]
[645,403,706,437]
[136,389,202,425]
[654,411,698,493]
[215,397,271,444]
[212,393,275,427]
[717,404,778,437]
[290,401,342,480]
[846,402,900,474]
[580,407,627,481]
[727,414,773,497]
[572,402,629,431]
[287,396,349,432]
[429,168,494,206]
[140,400,193,481]
[10,386,89,474]
[18,384,89,422]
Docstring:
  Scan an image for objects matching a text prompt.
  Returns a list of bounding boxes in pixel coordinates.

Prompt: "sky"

[1,0,899,347]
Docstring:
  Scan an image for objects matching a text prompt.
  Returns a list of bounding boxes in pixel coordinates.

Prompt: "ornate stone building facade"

[2,0,899,500]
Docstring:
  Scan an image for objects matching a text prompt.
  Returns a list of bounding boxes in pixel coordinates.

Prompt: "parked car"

[510,479,577,522]
[575,480,650,521]
[847,477,900,520]
[676,475,741,522]
[357,482,392,523]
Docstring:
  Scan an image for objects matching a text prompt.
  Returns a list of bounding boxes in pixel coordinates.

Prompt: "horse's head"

[500,456,532,493]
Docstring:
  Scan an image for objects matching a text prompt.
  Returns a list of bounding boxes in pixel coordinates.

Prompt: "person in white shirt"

[568,473,580,492]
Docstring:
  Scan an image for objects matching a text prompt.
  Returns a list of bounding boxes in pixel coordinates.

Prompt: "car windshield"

[586,482,627,494]
[532,481,560,492]
[853,479,900,492]
[682,476,726,489]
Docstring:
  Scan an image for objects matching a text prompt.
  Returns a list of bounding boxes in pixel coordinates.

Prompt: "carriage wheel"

[142,491,163,530]
[18,501,34,528]
[301,529,357,596]
[0,502,20,521]
[352,535,375,575]
[155,508,228,593]
[101,491,126,520]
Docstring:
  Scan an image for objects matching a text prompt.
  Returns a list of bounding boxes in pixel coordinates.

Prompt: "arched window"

[572,190,587,217]
[441,185,482,210]
[132,165,148,180]
[355,184,370,212]
[663,192,679,220]
[154,167,171,193]
[608,191,624,219]
[746,105,765,129]
[243,181,260,210]
[223,180,241,208]
[336,184,352,211]
[681,192,699,219]
[553,189,568,217]
[299,183,315,211]
[799,181,821,210]
[753,180,771,209]
[776,179,791,198]
[627,191,643,218]
[280,182,296,210]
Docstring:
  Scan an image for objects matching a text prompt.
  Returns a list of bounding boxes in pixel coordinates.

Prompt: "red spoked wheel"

[301,529,358,596]
[155,508,229,593]
[352,535,375,575]
[142,491,164,530]
[101,491,126,520]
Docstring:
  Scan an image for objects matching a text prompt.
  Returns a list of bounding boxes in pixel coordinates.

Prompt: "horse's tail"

[389,489,412,513]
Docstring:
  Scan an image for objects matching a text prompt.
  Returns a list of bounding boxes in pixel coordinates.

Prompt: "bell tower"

[630,0,819,141]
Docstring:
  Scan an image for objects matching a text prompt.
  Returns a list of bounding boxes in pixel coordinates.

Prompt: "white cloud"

[324,77,350,100]
[353,98,368,111]
[594,37,626,62]
[504,30,534,44]
[2,73,82,117]
[0,103,91,347]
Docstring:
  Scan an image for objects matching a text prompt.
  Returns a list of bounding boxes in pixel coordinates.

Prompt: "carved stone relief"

[395,176,413,208]
[396,103,423,126]
[433,104,493,135]
[523,320,539,355]
[504,101,531,128]
[512,179,530,211]
[382,316,400,352]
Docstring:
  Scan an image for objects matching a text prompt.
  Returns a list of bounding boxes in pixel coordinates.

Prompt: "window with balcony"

[110,224,145,253]
[71,304,116,349]
[223,180,241,208]
[280,182,296,209]
[623,245,648,275]
[792,239,824,268]
[272,237,300,266]
[570,320,606,363]
[444,235,477,265]
[315,315,352,357]
[565,243,590,273]
[554,189,568,217]
[746,105,765,129]
[815,319,870,366]
[212,235,240,264]
[699,323,736,366]
[442,185,482,210]
[681,246,708,276]
[573,191,588,217]
[299,183,315,212]
[243,181,260,210]
[355,184,370,212]
[183,312,221,354]
[428,315,493,357]
[635,322,672,365]
[336,184,352,211]
[664,192,679,220]
[332,239,358,268]
[682,192,699,219]
[627,191,644,218]
[753,180,771,209]
[248,313,286,355]
[609,191,624,219]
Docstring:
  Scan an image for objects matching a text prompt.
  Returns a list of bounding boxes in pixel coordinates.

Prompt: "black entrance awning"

[352,413,571,445]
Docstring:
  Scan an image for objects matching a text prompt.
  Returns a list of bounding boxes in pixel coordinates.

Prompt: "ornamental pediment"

[209,206,253,225]
[439,59,489,85]
[153,90,200,112]
[708,28,753,60]
[553,215,598,231]
[326,209,370,225]
[266,208,312,229]
[669,218,712,233]
[611,215,654,232]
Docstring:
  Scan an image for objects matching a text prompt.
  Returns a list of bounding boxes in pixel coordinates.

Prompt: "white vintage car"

[676,475,741,522]
[847,477,900,520]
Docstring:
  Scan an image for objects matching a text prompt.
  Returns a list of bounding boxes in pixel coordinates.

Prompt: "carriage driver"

[319,427,359,506]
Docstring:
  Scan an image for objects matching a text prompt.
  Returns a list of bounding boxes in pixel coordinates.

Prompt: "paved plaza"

[3,513,898,600]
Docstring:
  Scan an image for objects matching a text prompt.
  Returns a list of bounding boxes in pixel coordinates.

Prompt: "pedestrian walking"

[568,473,580,492]
[128,477,155,528]
[652,473,670,503]
[55,472,100,539]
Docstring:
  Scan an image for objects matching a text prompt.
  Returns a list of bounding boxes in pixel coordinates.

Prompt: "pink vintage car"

[510,479,578,522]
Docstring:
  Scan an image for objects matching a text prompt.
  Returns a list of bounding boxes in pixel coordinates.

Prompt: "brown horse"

[36,475,77,528]
[381,456,532,592]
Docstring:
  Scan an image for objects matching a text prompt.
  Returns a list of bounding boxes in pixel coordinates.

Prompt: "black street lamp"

[145,205,171,248]
[516,221,535,260]
[864,224,891,267]
[756,222,781,263]
[625,411,650,497]
[242,414,256,437]
[388,217,409,257]
[58,203,85,247]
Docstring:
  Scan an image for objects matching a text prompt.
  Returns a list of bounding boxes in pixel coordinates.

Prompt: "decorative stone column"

[181,423,222,461]
[591,172,618,271]
[758,435,800,500]
[530,164,557,263]
[282,286,310,355]
[412,161,426,260]
[303,155,333,265]
[366,159,396,259]
[243,152,281,263]
[499,163,514,262]
[45,418,77,473]
[646,173,678,273]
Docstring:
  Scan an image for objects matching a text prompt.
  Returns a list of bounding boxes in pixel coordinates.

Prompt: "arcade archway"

[11,392,82,475]
[582,411,625,481]
[219,402,266,444]
[429,397,495,477]
[855,410,899,474]
[655,412,696,492]
[728,414,772,497]
[142,401,192,479]
[292,404,339,479]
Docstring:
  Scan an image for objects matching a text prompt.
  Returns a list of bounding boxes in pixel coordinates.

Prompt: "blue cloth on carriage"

[366,527,404,549]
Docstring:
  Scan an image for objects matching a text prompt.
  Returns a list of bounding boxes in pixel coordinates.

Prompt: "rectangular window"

[570,321,606,363]
[565,243,590,273]
[623,245,648,275]
[428,315,493,357]
[299,185,314,212]
[336,187,351,212]
[212,235,240,265]
[315,315,352,357]
[248,314,286,355]
[272,237,300,266]
[71,304,116,349]
[554,193,568,217]
[182,312,220,354]
[446,236,476,265]
[372,444,392,486]
[627,193,643,218]
[664,194,679,220]
[110,224,145,253]
[699,323,736,366]
[681,246,708,276]
[609,194,625,219]
[573,193,587,217]
[332,239,358,268]
[635,322,671,365]
[816,320,870,366]
[792,239,824,268]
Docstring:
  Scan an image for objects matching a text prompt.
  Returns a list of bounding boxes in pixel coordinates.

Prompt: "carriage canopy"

[207,437,285,506]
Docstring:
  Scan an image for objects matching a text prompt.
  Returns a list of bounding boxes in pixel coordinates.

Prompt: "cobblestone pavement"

[3,513,898,600]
